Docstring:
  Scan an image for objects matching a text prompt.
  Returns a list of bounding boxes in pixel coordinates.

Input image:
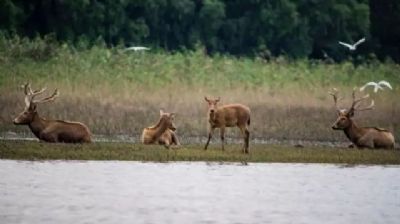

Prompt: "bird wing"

[378,80,393,90]
[338,41,353,49]
[125,47,136,51]
[359,82,378,91]
[354,37,366,47]
[125,46,150,51]
[135,47,150,51]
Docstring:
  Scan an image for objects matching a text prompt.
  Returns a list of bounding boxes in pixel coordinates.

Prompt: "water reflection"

[0,160,399,224]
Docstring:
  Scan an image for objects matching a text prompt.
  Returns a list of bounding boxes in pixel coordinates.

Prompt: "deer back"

[45,120,91,143]
[212,104,250,127]
[360,127,395,149]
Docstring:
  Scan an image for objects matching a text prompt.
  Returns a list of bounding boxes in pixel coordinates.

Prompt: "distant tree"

[370,0,400,62]
[198,0,225,53]
[298,0,369,61]
[0,0,23,32]
[0,0,397,62]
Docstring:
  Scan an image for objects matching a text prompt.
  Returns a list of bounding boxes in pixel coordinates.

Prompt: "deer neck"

[343,120,363,144]
[151,118,169,139]
[208,111,218,124]
[28,112,48,139]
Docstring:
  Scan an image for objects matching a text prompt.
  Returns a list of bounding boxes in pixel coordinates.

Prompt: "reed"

[1,36,399,143]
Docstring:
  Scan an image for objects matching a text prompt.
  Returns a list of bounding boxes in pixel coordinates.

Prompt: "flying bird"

[125,46,150,51]
[359,80,393,93]
[338,37,366,51]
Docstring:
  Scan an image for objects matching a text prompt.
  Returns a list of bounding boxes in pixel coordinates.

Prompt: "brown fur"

[204,97,251,153]
[329,89,395,149]
[13,105,91,143]
[141,110,180,149]
[332,111,395,149]
[13,83,91,143]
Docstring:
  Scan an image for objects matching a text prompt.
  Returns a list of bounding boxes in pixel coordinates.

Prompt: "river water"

[0,160,399,224]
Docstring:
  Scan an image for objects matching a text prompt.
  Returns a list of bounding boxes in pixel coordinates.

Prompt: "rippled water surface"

[0,160,399,224]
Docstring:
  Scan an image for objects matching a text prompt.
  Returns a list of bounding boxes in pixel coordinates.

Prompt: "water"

[0,160,399,224]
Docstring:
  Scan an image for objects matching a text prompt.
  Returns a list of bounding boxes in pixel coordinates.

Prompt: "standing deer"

[141,110,180,149]
[204,97,251,153]
[13,83,92,143]
[330,88,395,149]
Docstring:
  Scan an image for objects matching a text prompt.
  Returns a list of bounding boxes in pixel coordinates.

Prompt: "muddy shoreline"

[0,131,350,148]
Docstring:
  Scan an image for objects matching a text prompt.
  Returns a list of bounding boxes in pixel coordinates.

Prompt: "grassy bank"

[1,37,399,142]
[1,140,400,164]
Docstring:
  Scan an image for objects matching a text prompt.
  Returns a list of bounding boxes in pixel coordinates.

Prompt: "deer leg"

[220,127,225,151]
[171,132,180,147]
[164,139,171,149]
[204,127,214,150]
[244,128,250,154]
[239,126,250,154]
[40,132,58,143]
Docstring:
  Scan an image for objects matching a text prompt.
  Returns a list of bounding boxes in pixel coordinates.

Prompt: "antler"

[350,88,372,111]
[22,83,46,107]
[355,99,375,111]
[22,83,46,96]
[329,88,342,112]
[21,82,57,107]
[32,89,59,104]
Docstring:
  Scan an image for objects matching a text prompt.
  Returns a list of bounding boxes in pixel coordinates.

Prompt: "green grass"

[1,140,399,164]
[1,36,400,142]
[1,35,400,89]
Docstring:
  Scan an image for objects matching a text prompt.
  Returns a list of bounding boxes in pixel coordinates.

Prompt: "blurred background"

[0,0,399,144]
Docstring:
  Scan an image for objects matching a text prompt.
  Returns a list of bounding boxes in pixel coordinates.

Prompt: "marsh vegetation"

[1,38,399,146]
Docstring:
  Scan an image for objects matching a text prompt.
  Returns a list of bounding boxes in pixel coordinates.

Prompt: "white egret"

[338,37,365,51]
[359,80,393,93]
[125,46,150,51]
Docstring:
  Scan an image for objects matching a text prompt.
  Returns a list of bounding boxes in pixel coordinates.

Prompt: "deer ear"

[159,109,164,116]
[348,110,354,117]
[204,97,209,102]
[216,97,221,102]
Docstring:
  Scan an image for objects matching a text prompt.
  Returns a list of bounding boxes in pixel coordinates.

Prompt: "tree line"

[0,0,399,62]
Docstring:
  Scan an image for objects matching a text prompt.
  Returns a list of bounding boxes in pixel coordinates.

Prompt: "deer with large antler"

[329,88,395,149]
[13,83,92,143]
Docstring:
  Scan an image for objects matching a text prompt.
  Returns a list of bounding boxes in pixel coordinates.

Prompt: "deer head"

[330,88,374,130]
[204,96,221,114]
[159,109,176,131]
[13,83,59,124]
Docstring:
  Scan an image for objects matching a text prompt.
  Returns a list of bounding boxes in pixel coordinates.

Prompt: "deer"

[141,110,180,149]
[13,83,92,143]
[329,88,395,149]
[204,97,251,153]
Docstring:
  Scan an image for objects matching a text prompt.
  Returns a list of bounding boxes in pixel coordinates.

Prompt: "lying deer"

[13,83,92,143]
[141,110,180,149]
[204,97,251,153]
[330,88,395,149]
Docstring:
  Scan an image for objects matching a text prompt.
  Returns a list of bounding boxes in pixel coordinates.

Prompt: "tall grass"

[1,36,399,143]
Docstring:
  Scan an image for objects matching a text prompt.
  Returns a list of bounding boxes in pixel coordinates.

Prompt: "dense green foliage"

[0,0,399,61]
[1,141,400,164]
